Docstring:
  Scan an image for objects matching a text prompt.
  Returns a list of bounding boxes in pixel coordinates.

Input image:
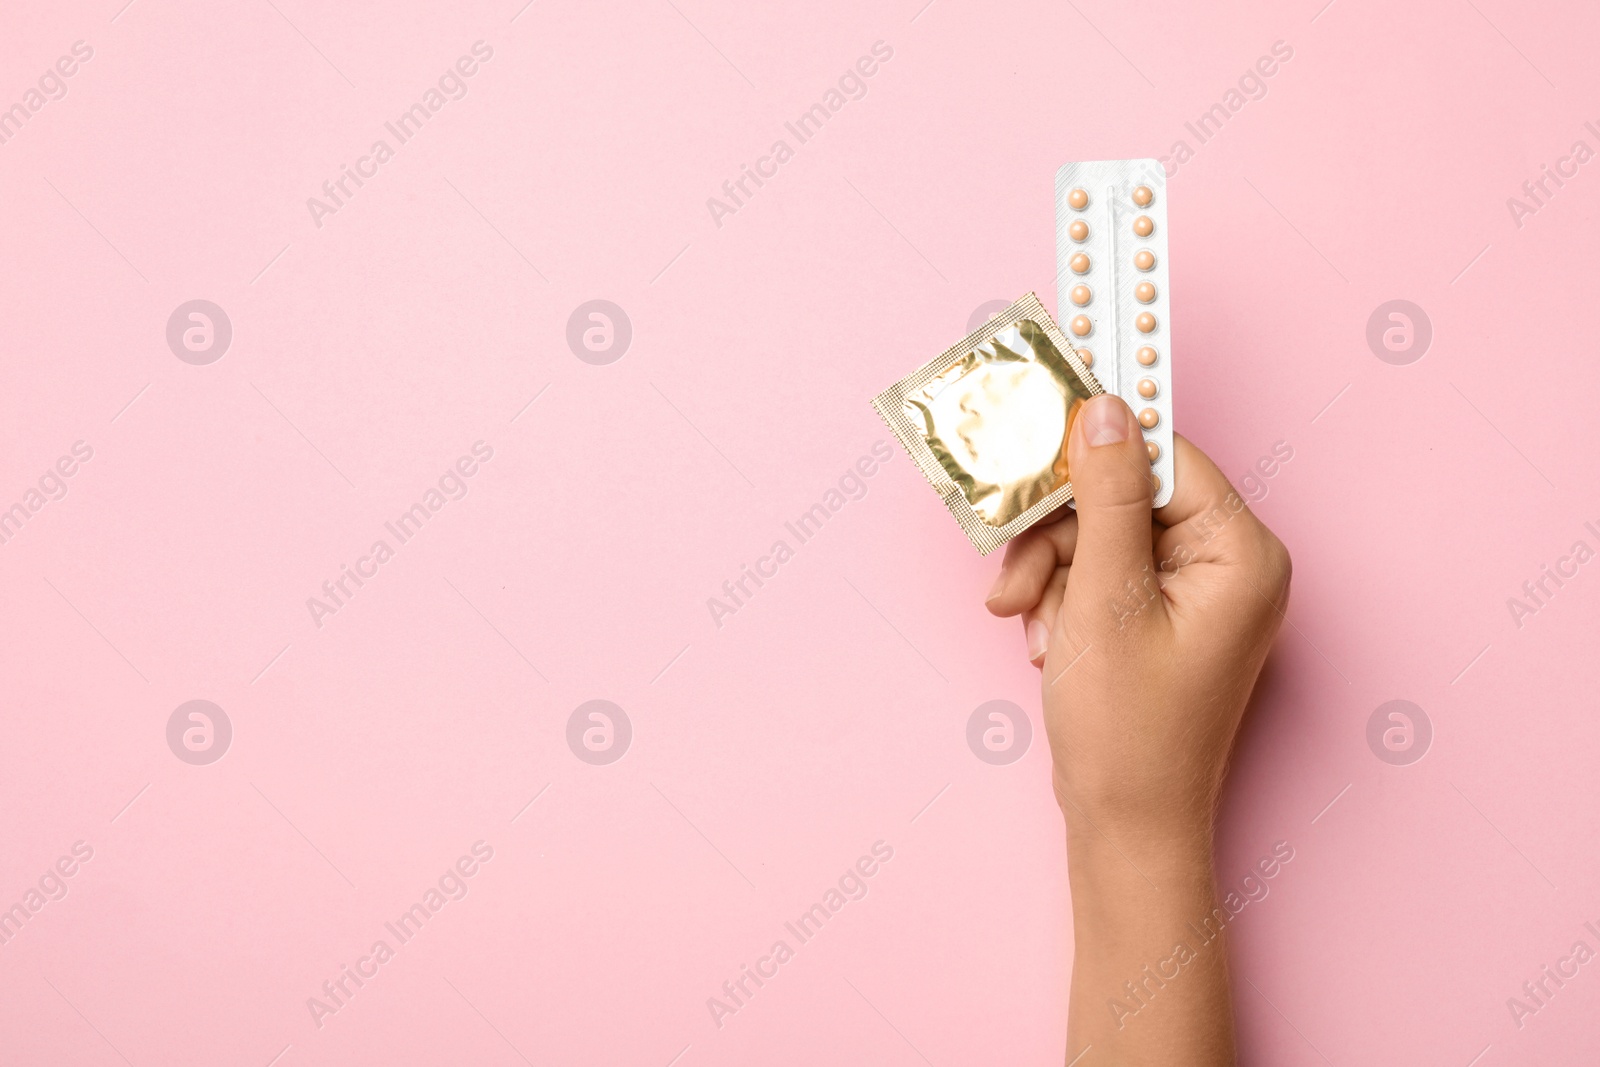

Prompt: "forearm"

[1062,807,1235,1066]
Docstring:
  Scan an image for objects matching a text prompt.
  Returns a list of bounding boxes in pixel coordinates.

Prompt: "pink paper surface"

[2,1,1597,1064]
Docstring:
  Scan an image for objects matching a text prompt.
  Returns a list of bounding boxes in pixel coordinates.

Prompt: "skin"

[986,394,1292,1066]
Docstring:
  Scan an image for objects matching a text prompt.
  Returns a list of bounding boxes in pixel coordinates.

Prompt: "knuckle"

[1085,496,1153,531]
[1253,529,1292,593]
[999,539,1030,572]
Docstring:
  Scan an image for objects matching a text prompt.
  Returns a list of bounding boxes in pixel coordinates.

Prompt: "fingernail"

[1026,619,1050,662]
[986,567,1007,605]
[1080,395,1130,447]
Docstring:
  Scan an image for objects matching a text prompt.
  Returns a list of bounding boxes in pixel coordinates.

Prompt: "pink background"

[2,0,1597,1063]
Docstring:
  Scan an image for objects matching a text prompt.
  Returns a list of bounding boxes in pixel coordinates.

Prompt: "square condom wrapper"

[871,293,1104,555]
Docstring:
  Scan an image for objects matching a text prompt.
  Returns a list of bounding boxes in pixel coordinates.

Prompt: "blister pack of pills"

[1055,159,1174,506]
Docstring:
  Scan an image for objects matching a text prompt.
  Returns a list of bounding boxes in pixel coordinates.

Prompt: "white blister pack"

[1055,159,1174,506]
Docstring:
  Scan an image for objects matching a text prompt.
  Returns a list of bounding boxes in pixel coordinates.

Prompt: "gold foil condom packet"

[871,292,1104,555]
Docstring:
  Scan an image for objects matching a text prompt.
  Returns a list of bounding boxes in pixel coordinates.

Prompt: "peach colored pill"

[1137,377,1158,399]
[1069,219,1090,242]
[1067,188,1089,209]
[1139,407,1159,429]
[1136,312,1157,333]
[1135,281,1157,303]
[1133,215,1154,237]
[1136,345,1158,366]
[1075,348,1094,368]
[1146,440,1160,462]
[1151,473,1162,493]
[1070,315,1092,337]
[1132,185,1153,207]
[1069,252,1091,274]
[1070,284,1092,306]
[1134,249,1156,271]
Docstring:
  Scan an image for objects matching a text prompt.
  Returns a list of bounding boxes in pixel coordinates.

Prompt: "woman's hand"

[988,393,1291,837]
[986,393,1291,1064]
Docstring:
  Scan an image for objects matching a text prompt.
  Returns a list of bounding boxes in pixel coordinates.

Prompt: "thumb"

[1063,393,1156,613]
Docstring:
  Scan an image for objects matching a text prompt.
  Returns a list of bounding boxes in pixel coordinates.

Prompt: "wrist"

[1053,767,1218,851]
[1063,810,1215,889]
[1056,771,1215,897]
[1063,811,1219,963]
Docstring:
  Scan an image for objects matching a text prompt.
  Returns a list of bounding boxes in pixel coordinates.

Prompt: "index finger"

[1154,433,1262,546]
[984,511,1078,617]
